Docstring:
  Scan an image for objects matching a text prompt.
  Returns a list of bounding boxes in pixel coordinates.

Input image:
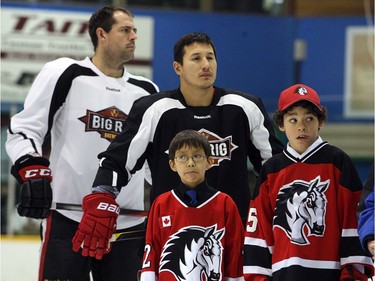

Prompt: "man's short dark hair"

[89,6,133,51]
[173,32,217,65]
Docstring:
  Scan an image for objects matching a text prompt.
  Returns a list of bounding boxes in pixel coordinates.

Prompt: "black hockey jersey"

[93,87,284,219]
[243,138,374,281]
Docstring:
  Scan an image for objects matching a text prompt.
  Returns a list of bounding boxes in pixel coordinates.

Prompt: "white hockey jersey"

[6,57,159,229]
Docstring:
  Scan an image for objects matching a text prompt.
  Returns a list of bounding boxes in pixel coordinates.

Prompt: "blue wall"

[135,10,372,124]
[2,2,373,123]
[141,10,296,114]
[2,3,373,180]
[297,17,371,122]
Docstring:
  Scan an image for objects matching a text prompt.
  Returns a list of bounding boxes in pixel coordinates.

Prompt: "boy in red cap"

[243,84,374,281]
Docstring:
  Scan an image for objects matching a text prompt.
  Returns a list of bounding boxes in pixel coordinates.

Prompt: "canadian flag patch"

[161,215,171,227]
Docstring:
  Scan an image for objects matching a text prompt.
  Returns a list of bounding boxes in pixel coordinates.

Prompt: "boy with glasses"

[140,129,244,281]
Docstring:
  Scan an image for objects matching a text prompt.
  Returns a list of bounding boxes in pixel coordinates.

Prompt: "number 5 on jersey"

[246,207,258,233]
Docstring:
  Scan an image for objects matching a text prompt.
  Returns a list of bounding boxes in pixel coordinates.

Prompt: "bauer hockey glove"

[11,154,53,219]
[72,192,119,260]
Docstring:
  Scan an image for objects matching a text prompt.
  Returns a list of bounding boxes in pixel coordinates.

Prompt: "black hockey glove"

[11,154,53,219]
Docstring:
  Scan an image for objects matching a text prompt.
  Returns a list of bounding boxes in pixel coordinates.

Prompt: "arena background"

[1,1,374,280]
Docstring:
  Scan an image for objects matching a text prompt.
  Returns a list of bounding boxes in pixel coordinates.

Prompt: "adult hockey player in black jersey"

[6,6,158,281]
[73,32,284,259]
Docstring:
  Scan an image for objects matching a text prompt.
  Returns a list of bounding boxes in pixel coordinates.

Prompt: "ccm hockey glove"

[72,192,119,260]
[11,154,53,219]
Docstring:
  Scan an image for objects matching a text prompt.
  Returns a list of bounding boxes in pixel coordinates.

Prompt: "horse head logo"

[160,224,224,281]
[274,176,329,245]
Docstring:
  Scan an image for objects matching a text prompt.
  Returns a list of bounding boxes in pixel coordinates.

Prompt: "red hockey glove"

[11,154,52,219]
[72,192,119,260]
[341,264,372,281]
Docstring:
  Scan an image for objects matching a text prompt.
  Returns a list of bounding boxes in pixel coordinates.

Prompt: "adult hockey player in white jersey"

[6,6,158,281]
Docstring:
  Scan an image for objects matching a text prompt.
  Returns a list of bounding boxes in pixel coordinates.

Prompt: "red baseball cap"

[278,84,321,111]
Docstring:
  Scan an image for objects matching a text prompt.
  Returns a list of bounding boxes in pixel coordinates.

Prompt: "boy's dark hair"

[273,100,328,127]
[89,6,133,51]
[173,32,217,65]
[168,130,212,160]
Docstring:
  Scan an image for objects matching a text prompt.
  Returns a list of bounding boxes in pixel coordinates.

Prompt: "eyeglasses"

[174,155,206,163]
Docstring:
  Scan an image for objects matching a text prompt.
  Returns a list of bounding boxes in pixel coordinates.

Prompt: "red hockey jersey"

[243,138,374,281]
[140,183,244,281]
